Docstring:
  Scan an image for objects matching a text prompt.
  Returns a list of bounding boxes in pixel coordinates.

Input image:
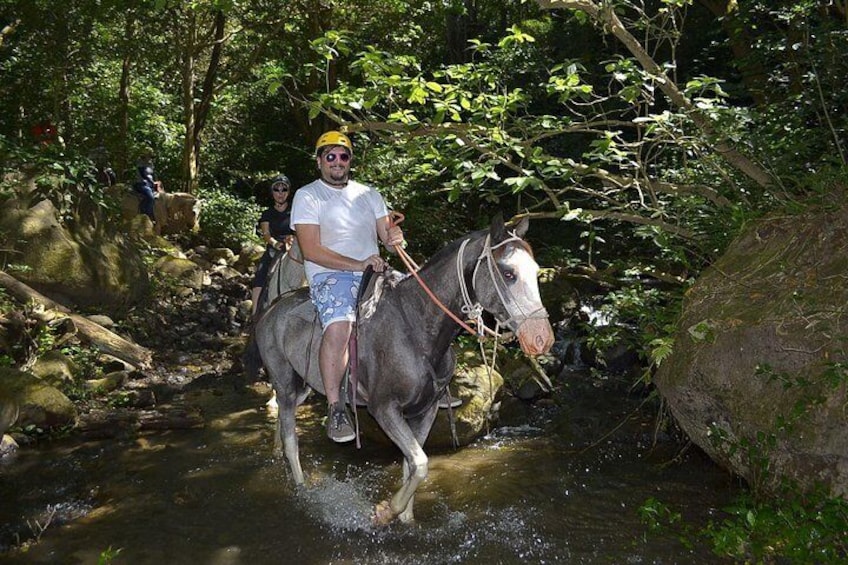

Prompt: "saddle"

[275,268,404,407]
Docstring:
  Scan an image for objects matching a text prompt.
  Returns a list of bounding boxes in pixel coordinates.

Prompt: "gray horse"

[252,215,554,525]
[257,239,307,311]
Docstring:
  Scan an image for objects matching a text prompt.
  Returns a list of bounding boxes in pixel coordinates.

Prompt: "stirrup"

[438,393,462,409]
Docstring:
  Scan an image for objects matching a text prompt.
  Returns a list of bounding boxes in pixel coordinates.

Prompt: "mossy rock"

[0,193,149,311]
[30,350,78,387]
[153,256,205,290]
[655,200,848,497]
[84,370,129,393]
[0,367,76,429]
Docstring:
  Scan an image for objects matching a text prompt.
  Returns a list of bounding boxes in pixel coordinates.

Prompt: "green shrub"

[197,186,262,251]
[639,487,848,563]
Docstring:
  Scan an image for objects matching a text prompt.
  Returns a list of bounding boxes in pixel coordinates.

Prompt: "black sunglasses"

[323,152,350,163]
[272,186,289,193]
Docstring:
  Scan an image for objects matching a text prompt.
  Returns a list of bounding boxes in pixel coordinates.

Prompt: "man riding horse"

[290,130,405,443]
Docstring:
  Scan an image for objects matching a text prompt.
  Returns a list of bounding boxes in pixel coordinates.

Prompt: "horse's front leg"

[373,444,427,526]
[397,459,417,524]
[372,406,438,525]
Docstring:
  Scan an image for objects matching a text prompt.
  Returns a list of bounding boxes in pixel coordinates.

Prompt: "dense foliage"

[197,185,262,250]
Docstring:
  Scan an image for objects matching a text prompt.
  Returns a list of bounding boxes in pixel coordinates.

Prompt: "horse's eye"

[502,268,516,282]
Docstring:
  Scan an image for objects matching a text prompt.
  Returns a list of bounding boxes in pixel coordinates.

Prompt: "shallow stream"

[1,369,737,564]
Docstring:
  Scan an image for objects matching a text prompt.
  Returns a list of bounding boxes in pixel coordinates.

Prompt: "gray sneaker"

[327,402,355,443]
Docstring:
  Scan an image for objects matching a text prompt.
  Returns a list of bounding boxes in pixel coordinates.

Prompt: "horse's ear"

[510,216,530,238]
[489,213,507,241]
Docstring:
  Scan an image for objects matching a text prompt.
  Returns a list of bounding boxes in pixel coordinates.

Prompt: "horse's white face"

[497,244,545,318]
[491,241,554,355]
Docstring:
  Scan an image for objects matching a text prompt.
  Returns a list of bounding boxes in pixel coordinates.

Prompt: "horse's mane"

[416,228,489,273]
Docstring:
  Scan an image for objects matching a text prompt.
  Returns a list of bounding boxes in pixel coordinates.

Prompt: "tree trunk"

[0,271,153,369]
[189,9,227,194]
[117,14,134,180]
[180,9,199,194]
[698,0,768,106]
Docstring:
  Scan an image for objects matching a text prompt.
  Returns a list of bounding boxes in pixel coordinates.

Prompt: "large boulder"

[655,200,848,497]
[427,349,505,448]
[0,192,148,311]
[115,185,201,236]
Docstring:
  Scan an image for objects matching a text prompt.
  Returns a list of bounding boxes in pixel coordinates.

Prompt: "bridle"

[393,219,548,340]
[457,232,549,338]
[387,217,551,431]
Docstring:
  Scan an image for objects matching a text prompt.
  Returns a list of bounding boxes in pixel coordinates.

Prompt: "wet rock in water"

[0,434,18,456]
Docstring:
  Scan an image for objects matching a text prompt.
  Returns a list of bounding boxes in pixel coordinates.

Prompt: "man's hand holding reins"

[360,254,389,272]
[384,225,405,253]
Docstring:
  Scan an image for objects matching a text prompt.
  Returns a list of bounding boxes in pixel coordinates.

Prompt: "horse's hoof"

[372,500,395,526]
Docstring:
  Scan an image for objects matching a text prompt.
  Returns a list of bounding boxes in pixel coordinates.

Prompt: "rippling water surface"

[0,371,736,564]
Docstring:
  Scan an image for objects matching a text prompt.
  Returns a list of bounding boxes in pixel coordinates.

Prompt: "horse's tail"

[242,324,264,383]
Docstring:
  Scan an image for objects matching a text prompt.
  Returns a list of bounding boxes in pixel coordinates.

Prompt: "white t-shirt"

[291,179,390,280]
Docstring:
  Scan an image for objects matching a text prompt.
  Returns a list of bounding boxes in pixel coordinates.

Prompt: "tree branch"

[536,0,779,190]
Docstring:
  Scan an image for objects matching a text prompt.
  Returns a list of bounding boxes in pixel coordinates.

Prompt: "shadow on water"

[0,370,738,564]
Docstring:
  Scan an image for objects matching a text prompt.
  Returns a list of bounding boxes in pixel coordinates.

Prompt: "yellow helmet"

[315,130,353,155]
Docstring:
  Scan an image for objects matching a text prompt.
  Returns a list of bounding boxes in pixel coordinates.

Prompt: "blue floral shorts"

[309,271,362,329]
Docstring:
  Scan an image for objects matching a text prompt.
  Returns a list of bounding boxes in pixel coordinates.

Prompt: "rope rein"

[395,242,479,336]
[391,212,479,336]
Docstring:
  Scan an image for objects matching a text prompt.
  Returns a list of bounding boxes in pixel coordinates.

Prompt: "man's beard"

[322,168,348,187]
